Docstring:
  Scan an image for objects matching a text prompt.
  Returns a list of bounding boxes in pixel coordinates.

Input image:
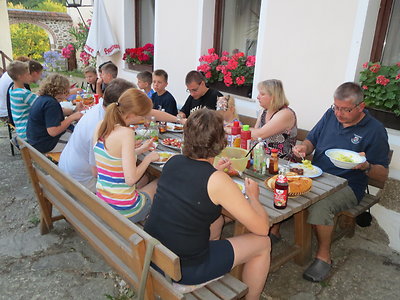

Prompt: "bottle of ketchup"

[240,124,251,150]
[273,170,288,209]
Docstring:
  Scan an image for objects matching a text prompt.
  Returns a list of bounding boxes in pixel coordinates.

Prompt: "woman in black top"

[144,109,271,299]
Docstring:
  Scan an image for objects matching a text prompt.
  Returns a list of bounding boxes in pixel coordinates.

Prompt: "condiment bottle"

[159,109,167,133]
[149,116,159,142]
[231,121,241,147]
[269,148,279,175]
[274,169,288,209]
[94,94,100,104]
[240,124,251,150]
[253,138,265,173]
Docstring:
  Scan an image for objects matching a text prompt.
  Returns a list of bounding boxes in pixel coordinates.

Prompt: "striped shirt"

[10,87,37,140]
[94,139,146,219]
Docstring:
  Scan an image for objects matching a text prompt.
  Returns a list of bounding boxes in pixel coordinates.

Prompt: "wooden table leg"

[293,209,312,265]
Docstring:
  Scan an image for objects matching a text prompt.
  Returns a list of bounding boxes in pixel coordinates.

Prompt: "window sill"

[208,81,252,98]
[126,62,153,73]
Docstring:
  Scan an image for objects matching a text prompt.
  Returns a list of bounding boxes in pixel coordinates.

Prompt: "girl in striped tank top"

[93,88,159,223]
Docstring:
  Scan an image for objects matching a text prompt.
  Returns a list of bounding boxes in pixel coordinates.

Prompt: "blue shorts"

[178,239,234,285]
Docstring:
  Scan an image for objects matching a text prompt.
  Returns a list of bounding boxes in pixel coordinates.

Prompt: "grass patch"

[58,70,85,78]
[29,216,40,226]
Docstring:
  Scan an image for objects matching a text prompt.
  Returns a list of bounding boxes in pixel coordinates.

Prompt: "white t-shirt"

[0,72,13,117]
[59,99,105,185]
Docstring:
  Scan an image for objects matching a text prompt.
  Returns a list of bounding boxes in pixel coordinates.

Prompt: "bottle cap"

[242,124,250,131]
[271,148,278,153]
[233,121,239,127]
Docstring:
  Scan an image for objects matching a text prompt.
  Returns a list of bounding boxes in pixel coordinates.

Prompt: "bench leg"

[39,197,54,235]
[338,214,355,238]
[294,209,312,265]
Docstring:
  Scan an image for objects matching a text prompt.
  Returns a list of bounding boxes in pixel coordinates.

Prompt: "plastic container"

[274,169,288,209]
[149,116,159,142]
[214,147,249,172]
[253,138,265,173]
[240,125,251,150]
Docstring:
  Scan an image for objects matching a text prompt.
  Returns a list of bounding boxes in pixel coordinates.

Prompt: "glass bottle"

[269,148,279,175]
[274,168,288,209]
[253,138,265,173]
[149,116,159,142]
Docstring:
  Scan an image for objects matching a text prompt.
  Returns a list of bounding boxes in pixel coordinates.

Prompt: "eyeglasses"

[331,103,361,113]
[186,84,201,93]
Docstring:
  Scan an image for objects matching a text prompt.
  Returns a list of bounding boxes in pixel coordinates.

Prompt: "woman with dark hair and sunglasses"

[144,108,271,299]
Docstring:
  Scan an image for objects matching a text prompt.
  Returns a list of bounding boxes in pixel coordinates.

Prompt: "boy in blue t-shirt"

[8,61,38,140]
[151,69,178,115]
[137,71,154,99]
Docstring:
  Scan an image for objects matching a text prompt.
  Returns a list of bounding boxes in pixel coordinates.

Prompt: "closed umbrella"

[84,0,120,57]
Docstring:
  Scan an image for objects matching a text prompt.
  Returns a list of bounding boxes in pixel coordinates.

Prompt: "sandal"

[303,258,332,282]
[268,233,282,245]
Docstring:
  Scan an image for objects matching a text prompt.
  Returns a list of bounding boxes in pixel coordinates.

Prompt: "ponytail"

[97,102,126,140]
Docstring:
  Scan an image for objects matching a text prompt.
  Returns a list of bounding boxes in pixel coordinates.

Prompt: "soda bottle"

[149,116,159,142]
[269,148,279,175]
[253,138,265,173]
[274,169,288,209]
[159,109,167,133]
[240,124,251,150]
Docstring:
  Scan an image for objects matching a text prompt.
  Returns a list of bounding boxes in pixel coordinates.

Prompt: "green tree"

[10,23,50,60]
[34,0,66,13]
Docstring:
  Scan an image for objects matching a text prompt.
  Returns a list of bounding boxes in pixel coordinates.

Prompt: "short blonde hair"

[38,74,70,98]
[258,79,289,111]
[7,61,29,81]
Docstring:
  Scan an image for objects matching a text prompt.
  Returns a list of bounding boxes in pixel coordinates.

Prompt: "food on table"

[289,167,304,175]
[301,159,313,169]
[166,123,183,131]
[223,166,239,177]
[268,175,312,194]
[174,125,183,131]
[162,138,182,149]
[158,152,174,162]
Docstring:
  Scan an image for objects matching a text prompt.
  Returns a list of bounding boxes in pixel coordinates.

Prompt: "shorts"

[307,185,358,226]
[127,191,152,223]
[178,239,234,285]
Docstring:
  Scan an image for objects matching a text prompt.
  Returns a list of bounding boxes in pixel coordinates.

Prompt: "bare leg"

[136,174,150,189]
[228,234,271,300]
[314,224,333,263]
[210,215,224,240]
[139,179,159,201]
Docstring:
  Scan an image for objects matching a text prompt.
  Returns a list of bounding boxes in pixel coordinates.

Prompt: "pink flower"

[396,74,400,80]
[205,71,212,78]
[226,59,239,70]
[362,62,369,69]
[222,51,229,56]
[362,85,368,90]
[223,72,233,86]
[369,64,381,73]
[376,75,390,86]
[208,48,215,54]
[397,62,400,67]
[246,56,256,67]
[235,76,246,85]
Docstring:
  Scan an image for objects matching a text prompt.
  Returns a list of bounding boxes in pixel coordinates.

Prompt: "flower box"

[208,81,252,98]
[127,62,153,73]
[367,107,400,130]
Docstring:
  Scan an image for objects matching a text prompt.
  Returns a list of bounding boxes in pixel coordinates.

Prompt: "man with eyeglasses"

[178,70,222,118]
[292,82,389,282]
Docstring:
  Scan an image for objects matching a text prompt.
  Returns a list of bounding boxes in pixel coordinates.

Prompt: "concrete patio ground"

[0,124,399,300]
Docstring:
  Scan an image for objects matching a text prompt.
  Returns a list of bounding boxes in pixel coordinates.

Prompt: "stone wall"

[8,9,73,51]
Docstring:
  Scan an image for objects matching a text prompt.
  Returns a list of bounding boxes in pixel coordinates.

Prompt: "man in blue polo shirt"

[293,82,389,282]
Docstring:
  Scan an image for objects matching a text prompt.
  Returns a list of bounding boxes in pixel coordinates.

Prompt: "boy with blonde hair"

[8,61,38,140]
[96,62,118,97]
[83,66,98,94]
[137,71,154,99]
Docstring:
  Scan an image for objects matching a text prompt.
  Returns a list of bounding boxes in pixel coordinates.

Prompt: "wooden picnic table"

[138,130,348,276]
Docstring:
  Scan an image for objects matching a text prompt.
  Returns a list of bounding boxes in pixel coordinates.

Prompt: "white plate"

[325,148,366,169]
[166,122,184,133]
[232,178,245,194]
[151,151,175,164]
[161,138,183,151]
[60,101,74,110]
[290,163,323,178]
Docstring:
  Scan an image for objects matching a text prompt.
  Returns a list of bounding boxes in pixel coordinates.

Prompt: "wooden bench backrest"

[17,138,184,300]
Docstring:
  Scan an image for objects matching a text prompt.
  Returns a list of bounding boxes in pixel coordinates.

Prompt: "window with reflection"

[135,0,155,47]
[381,0,400,64]
[215,0,261,55]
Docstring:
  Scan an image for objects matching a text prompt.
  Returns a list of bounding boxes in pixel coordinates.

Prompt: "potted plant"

[197,48,255,98]
[359,61,400,130]
[123,43,154,72]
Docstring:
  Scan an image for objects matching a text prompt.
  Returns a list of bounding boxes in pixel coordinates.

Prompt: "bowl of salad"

[325,149,366,169]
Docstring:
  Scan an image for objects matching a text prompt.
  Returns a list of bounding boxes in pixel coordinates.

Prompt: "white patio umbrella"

[84,0,120,57]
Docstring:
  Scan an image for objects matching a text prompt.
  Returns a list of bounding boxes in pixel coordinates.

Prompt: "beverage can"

[274,173,288,209]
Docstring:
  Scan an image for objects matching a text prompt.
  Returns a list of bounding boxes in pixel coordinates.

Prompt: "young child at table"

[27,74,83,153]
[151,69,178,115]
[216,95,241,133]
[96,62,118,98]
[93,88,159,223]
[83,66,98,94]
[137,71,154,99]
[8,61,38,140]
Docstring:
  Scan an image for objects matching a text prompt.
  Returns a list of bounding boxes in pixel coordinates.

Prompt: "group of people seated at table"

[1,56,390,298]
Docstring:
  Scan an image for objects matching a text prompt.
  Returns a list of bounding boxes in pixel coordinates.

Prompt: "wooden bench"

[17,137,248,300]
[238,115,393,240]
